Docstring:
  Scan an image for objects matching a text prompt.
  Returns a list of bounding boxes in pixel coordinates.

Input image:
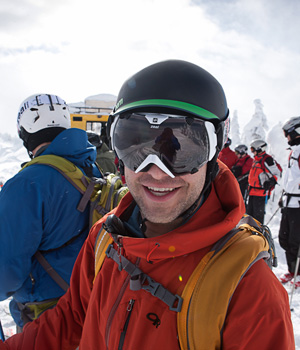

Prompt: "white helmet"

[17,94,70,151]
[250,139,267,153]
[282,116,300,145]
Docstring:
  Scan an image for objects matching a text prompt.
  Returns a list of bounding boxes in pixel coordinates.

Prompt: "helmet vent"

[33,115,39,123]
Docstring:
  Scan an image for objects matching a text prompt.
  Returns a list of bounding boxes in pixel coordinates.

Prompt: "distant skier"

[218,138,238,170]
[87,130,117,174]
[246,139,282,224]
[279,116,300,287]
[231,144,253,199]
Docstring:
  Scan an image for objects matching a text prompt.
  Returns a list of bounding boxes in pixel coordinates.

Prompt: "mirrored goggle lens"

[112,113,215,175]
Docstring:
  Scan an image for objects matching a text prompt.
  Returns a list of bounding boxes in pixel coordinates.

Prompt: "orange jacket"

[1,162,294,350]
[248,152,277,196]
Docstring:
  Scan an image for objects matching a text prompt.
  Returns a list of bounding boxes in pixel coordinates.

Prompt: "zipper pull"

[127,299,135,312]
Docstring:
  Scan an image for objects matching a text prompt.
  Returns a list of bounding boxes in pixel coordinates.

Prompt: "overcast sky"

[1,0,300,136]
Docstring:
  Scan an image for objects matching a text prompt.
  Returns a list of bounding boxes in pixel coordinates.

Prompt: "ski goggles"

[110,113,217,178]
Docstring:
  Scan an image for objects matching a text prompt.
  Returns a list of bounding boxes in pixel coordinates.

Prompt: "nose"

[146,164,172,180]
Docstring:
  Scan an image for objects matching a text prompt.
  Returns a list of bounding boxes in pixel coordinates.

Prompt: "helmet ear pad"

[106,114,115,149]
[20,126,66,152]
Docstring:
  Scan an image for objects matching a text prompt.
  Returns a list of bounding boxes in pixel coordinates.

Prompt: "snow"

[0,100,299,347]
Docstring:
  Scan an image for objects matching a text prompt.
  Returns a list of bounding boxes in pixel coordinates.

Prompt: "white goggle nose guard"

[135,154,175,178]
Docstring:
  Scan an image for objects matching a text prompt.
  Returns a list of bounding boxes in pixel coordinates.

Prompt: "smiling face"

[125,164,207,236]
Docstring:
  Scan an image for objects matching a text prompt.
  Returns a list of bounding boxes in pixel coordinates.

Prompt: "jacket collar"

[112,161,245,262]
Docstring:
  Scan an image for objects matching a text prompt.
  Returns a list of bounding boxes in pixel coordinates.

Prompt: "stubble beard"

[132,183,204,224]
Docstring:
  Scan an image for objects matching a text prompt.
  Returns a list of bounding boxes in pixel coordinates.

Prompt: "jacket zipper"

[105,273,131,349]
[118,299,135,350]
[105,238,140,349]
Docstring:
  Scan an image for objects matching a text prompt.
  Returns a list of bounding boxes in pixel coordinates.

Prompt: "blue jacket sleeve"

[0,175,45,300]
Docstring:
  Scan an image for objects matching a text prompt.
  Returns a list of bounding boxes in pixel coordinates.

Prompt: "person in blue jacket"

[0,94,102,330]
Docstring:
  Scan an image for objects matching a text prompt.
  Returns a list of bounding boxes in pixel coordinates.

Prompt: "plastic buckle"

[170,295,183,312]
[105,243,113,257]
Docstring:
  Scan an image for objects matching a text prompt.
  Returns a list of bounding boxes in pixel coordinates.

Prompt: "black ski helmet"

[112,59,228,124]
[108,60,230,222]
[108,60,229,179]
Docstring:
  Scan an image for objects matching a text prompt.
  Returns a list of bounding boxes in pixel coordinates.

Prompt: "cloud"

[191,0,300,52]
[0,44,64,57]
[0,0,72,32]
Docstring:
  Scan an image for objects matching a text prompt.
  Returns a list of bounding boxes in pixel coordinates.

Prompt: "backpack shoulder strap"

[177,215,270,350]
[21,155,101,289]
[21,155,106,213]
[258,153,269,171]
[94,227,114,283]
[21,155,89,194]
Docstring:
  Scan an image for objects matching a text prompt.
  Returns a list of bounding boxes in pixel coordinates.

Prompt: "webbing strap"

[285,192,300,207]
[105,244,183,312]
[104,176,119,212]
[77,178,96,212]
[34,251,69,292]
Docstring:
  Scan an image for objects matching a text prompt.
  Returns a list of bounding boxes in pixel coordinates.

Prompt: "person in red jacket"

[231,144,253,199]
[247,139,282,224]
[218,138,238,170]
[0,61,294,349]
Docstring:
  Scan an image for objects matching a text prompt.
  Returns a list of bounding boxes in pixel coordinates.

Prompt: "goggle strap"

[205,121,217,161]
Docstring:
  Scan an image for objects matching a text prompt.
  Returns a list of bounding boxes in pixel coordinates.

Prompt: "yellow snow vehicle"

[70,106,112,136]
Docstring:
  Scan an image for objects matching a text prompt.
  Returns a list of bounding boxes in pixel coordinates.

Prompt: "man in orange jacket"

[247,139,282,224]
[0,60,294,349]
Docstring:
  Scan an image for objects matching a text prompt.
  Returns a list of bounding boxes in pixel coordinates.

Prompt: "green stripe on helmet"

[115,99,219,120]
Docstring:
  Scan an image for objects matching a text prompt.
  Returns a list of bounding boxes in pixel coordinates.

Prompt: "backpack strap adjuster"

[141,275,183,312]
[105,243,183,312]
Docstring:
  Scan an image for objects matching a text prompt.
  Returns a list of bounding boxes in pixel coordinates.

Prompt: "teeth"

[147,186,175,192]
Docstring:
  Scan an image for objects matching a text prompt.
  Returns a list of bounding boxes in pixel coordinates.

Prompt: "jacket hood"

[42,128,97,168]
[113,161,245,262]
[254,151,266,160]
